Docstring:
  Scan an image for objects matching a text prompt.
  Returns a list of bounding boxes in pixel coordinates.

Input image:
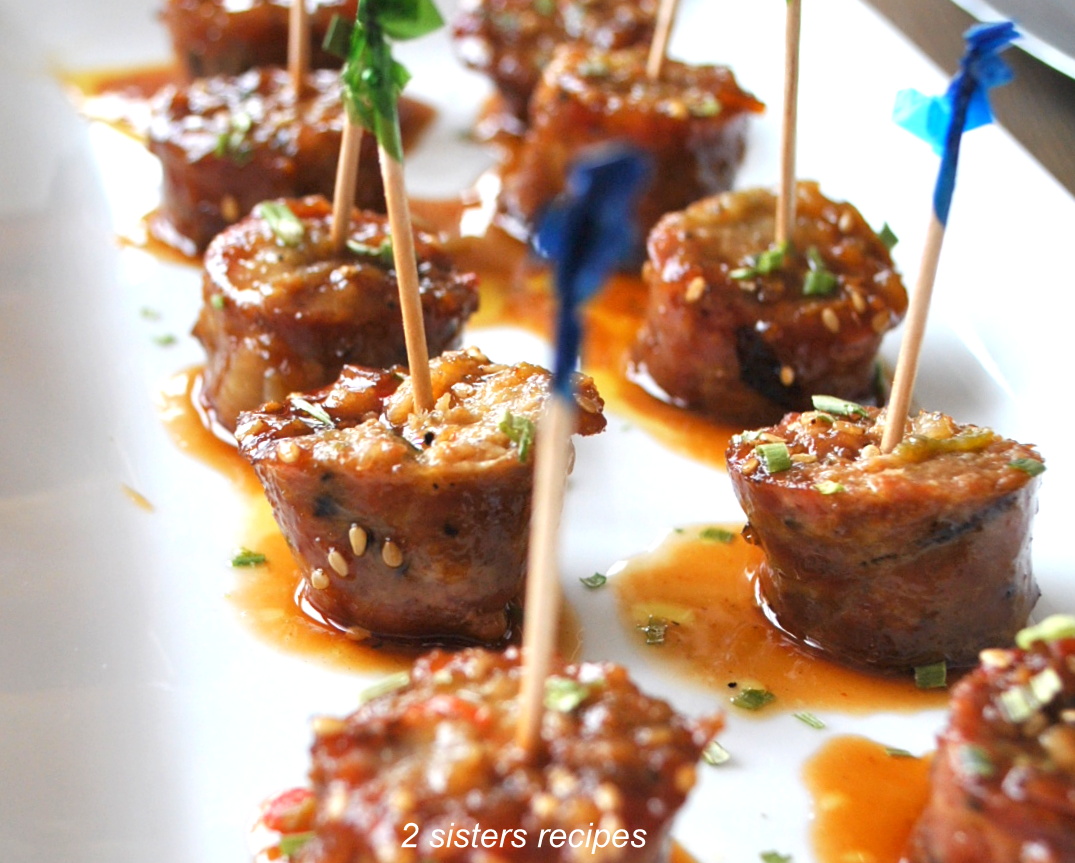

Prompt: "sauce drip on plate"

[612,527,951,713]
[804,735,932,863]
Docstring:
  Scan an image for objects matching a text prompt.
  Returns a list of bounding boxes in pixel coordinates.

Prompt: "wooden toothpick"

[645,0,681,80]
[330,120,363,253]
[775,0,801,247]
[288,0,311,97]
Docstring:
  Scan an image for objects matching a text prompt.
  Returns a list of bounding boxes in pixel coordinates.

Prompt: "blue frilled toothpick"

[515,147,649,753]
[881,21,1018,453]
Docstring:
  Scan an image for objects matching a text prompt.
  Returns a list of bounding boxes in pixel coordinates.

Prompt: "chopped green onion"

[231,548,267,567]
[732,429,763,446]
[878,222,899,251]
[997,685,1036,723]
[638,615,673,646]
[755,242,787,274]
[811,394,869,418]
[544,676,592,712]
[794,711,825,729]
[1016,615,1075,649]
[699,526,736,544]
[291,397,334,427]
[1009,458,1045,477]
[754,442,792,473]
[346,237,395,265]
[814,480,845,495]
[578,59,611,77]
[729,267,756,280]
[322,14,354,59]
[579,572,607,589]
[256,201,306,247]
[499,412,535,463]
[152,333,177,347]
[958,744,995,777]
[359,670,410,703]
[884,746,914,758]
[702,739,731,765]
[760,852,792,863]
[214,110,253,164]
[802,246,838,297]
[140,306,161,320]
[278,832,315,858]
[731,688,775,711]
[209,294,225,310]
[1030,667,1063,705]
[914,661,947,689]
[689,96,722,117]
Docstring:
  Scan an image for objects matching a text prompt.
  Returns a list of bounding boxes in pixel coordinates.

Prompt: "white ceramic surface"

[1,1,1074,862]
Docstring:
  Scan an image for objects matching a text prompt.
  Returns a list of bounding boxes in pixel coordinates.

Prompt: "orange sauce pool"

[613,527,951,713]
[804,736,932,863]
[157,367,581,673]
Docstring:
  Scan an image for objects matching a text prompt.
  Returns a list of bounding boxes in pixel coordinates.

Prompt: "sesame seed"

[345,625,370,641]
[435,392,452,413]
[594,783,623,812]
[872,310,890,333]
[741,457,759,475]
[833,421,866,436]
[979,648,1014,670]
[277,440,300,463]
[311,716,347,735]
[685,276,706,302]
[328,548,349,577]
[860,444,881,459]
[790,453,818,464]
[349,524,368,556]
[821,308,841,333]
[310,568,329,590]
[221,195,240,222]
[850,290,867,314]
[325,784,349,820]
[382,540,404,568]
[759,432,787,443]
[779,365,795,386]
[838,210,855,233]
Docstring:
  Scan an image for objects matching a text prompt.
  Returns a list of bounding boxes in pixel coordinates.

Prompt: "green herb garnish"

[803,246,838,296]
[814,480,845,495]
[579,572,607,589]
[359,670,410,703]
[689,96,722,117]
[231,548,267,567]
[638,615,673,646]
[794,711,825,729]
[544,676,592,712]
[811,394,869,418]
[731,688,775,711]
[322,14,354,59]
[214,111,253,164]
[347,237,395,265]
[699,526,736,544]
[754,442,792,473]
[878,222,899,251]
[341,0,444,162]
[140,306,161,320]
[256,201,306,246]
[958,744,995,777]
[209,294,225,310]
[732,429,764,446]
[702,740,731,765]
[760,852,792,863]
[1016,615,1075,649]
[884,746,914,758]
[914,660,947,690]
[278,832,315,857]
[499,411,535,463]
[152,333,177,346]
[1009,457,1045,477]
[291,397,334,427]
[731,242,787,280]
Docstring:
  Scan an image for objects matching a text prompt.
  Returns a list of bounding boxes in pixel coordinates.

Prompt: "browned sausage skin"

[148,68,430,253]
[908,631,1075,862]
[497,44,762,245]
[161,0,357,79]
[296,647,720,862]
[635,183,908,427]
[194,196,479,433]
[450,0,658,132]
[726,403,1044,673]
[235,349,606,645]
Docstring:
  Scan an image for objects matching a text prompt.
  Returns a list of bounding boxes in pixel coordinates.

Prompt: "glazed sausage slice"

[726,402,1044,672]
[235,348,606,645]
[194,196,479,432]
[295,646,721,862]
[497,44,762,246]
[908,630,1075,862]
[635,182,907,427]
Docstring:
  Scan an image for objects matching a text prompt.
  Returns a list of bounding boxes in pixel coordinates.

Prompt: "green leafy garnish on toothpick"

[340,0,444,162]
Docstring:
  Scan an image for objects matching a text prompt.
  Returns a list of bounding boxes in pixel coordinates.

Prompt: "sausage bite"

[450,0,658,131]
[161,0,357,79]
[907,629,1075,862]
[235,349,606,645]
[635,183,908,427]
[497,44,762,245]
[195,196,479,432]
[726,402,1044,673]
[294,647,720,862]
[148,68,427,253]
